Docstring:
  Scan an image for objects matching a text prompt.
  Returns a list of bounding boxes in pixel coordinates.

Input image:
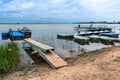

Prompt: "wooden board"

[24,38,53,52]
[24,38,68,68]
[38,50,68,68]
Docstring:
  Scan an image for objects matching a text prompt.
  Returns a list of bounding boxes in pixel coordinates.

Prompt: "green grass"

[74,39,89,45]
[0,42,19,74]
[57,35,73,41]
[100,39,114,45]
[89,38,100,43]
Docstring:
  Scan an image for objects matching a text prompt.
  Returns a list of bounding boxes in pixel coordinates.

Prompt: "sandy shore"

[4,46,120,80]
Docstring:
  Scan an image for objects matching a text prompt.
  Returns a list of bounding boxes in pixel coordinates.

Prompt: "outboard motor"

[78,25,80,33]
[118,34,120,38]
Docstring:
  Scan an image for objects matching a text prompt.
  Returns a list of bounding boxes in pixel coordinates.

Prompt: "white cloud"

[21,2,35,9]
[79,0,120,15]
[50,0,66,4]
[0,0,120,22]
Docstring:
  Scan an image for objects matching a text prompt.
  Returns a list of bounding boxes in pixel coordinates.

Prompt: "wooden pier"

[24,38,68,68]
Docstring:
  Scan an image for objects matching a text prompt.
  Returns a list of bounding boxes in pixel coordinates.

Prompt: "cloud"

[21,1,35,9]
[0,0,120,23]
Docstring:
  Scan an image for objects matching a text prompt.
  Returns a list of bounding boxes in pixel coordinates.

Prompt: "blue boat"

[98,27,112,31]
[1,27,31,40]
[78,31,111,36]
[100,33,119,38]
[9,31,25,40]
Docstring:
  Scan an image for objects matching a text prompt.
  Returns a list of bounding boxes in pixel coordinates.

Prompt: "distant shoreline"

[0,23,73,24]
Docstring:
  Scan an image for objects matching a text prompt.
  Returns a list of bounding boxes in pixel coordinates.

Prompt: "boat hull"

[100,33,119,38]
[74,34,89,40]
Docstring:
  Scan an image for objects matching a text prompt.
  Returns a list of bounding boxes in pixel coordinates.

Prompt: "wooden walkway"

[24,38,68,68]
[24,38,53,52]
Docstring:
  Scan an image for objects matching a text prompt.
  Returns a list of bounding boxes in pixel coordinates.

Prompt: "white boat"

[89,35,100,39]
[99,36,117,40]
[73,34,89,40]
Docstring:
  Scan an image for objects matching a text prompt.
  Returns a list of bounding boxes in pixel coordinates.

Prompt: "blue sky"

[0,0,120,23]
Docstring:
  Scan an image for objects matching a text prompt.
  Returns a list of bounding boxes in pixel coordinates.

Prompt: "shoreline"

[4,46,120,80]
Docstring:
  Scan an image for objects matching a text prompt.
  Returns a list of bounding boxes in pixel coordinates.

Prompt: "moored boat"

[1,27,31,40]
[73,34,89,40]
[100,33,120,38]
[20,27,31,38]
[9,31,25,40]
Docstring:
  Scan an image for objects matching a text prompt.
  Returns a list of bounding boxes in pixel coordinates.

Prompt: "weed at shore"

[0,42,19,74]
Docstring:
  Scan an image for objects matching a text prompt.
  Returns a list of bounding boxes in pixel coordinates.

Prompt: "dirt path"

[4,46,120,80]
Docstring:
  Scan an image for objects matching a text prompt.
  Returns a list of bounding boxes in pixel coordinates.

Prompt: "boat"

[100,33,120,38]
[9,31,25,40]
[90,31,99,35]
[99,36,117,40]
[20,27,31,38]
[99,31,111,34]
[1,27,31,40]
[73,34,89,40]
[98,27,112,31]
[75,24,112,32]
[89,35,100,39]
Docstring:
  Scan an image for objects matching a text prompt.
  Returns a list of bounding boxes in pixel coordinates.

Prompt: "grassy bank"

[0,42,19,75]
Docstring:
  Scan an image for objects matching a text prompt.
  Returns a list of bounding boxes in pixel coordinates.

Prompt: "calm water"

[0,24,120,68]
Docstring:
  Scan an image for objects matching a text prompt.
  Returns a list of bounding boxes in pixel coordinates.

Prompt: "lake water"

[0,24,120,68]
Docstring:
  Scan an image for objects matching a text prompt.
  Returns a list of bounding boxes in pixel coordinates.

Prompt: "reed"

[100,39,114,45]
[74,39,89,45]
[89,38,100,43]
[0,42,19,74]
[57,35,73,41]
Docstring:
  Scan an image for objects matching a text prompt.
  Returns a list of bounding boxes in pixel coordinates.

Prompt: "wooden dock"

[24,38,68,68]
[24,38,53,52]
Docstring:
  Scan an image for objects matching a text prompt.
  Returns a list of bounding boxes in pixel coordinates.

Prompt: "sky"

[0,0,120,23]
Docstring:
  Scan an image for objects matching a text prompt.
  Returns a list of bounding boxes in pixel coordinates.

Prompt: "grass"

[0,42,19,74]
[89,38,100,43]
[57,35,73,41]
[100,39,114,45]
[74,39,89,45]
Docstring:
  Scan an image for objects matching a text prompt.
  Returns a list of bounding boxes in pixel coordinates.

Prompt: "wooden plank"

[24,38,53,52]
[38,50,68,68]
[24,38,68,68]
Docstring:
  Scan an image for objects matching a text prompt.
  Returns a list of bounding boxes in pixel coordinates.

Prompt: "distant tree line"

[74,21,120,24]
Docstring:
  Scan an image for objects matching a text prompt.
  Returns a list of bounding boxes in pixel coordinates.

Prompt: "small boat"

[90,31,99,35]
[99,31,111,34]
[99,36,116,40]
[98,27,112,31]
[1,27,31,40]
[73,34,89,40]
[100,33,120,38]
[77,32,92,36]
[89,35,100,39]
[20,27,31,38]
[76,24,112,32]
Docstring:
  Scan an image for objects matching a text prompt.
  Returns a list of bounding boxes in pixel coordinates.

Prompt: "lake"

[0,24,120,68]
